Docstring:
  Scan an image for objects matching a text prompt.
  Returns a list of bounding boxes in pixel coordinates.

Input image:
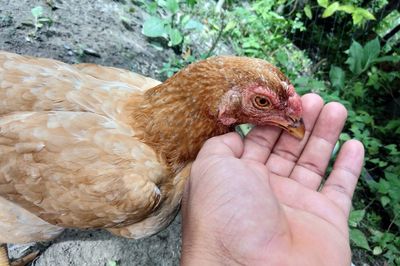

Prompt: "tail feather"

[0,244,9,266]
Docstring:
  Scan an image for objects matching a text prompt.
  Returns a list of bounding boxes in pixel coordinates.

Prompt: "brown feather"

[0,51,302,243]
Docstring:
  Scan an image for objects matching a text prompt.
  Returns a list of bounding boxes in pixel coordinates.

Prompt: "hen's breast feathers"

[0,51,173,228]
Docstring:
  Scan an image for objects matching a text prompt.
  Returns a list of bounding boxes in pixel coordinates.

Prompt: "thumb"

[196,132,244,160]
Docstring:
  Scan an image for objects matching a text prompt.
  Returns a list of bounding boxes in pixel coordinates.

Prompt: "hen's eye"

[253,96,271,109]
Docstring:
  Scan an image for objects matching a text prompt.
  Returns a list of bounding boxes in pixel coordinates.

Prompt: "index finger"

[288,102,347,189]
[196,132,244,160]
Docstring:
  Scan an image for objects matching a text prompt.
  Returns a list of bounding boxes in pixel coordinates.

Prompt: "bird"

[0,51,304,264]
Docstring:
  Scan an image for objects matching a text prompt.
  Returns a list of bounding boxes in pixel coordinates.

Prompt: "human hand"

[181,93,364,266]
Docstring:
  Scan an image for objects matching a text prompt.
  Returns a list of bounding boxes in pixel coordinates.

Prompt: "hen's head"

[136,56,305,169]
[185,56,305,139]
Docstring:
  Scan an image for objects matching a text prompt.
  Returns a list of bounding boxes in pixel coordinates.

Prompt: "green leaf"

[329,65,345,90]
[317,0,329,8]
[352,82,364,97]
[337,5,355,14]
[339,133,351,141]
[350,229,371,250]
[184,19,203,30]
[355,8,376,20]
[371,55,400,63]
[275,50,289,67]
[331,141,340,157]
[349,209,366,227]
[38,18,51,23]
[345,41,364,74]
[236,124,254,137]
[168,28,183,46]
[224,21,236,33]
[372,246,383,255]
[363,38,380,69]
[322,2,340,18]
[108,261,118,266]
[31,6,43,18]
[185,0,197,7]
[380,196,390,207]
[165,0,179,14]
[304,4,312,19]
[145,2,158,14]
[352,12,364,25]
[180,14,191,26]
[142,17,167,38]
[351,8,375,25]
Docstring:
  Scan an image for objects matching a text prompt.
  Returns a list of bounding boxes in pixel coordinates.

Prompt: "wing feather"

[0,51,160,120]
[74,63,161,91]
[0,51,169,230]
[0,111,166,228]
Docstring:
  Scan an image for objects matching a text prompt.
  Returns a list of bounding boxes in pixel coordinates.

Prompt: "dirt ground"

[1,0,181,265]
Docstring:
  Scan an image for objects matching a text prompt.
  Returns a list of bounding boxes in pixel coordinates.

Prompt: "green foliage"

[140,0,203,47]
[316,0,376,25]
[107,260,118,266]
[375,10,400,53]
[345,38,400,75]
[30,6,52,33]
[159,53,200,78]
[329,66,345,90]
[350,228,371,251]
[329,36,400,264]
[370,230,400,264]
[219,1,310,79]
[369,171,400,228]
[142,16,167,37]
[304,4,312,19]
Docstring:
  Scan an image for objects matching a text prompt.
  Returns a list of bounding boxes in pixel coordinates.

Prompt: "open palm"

[181,93,364,265]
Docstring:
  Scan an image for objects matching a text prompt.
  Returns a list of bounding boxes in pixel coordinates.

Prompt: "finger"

[240,125,281,163]
[289,102,347,189]
[196,132,244,160]
[321,140,364,216]
[265,93,324,172]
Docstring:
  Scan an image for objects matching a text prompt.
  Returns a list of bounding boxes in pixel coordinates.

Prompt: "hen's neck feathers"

[128,59,233,172]
[128,56,289,172]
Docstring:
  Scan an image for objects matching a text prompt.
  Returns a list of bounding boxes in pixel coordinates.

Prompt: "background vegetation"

[137,0,400,264]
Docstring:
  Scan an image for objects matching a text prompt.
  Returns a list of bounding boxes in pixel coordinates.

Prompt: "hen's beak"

[285,118,305,139]
[269,118,305,139]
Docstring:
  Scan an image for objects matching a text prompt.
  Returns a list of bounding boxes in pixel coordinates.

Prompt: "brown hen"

[0,51,304,247]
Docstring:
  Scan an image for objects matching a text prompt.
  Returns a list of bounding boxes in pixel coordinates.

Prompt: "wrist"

[180,210,291,266]
[180,224,227,265]
[180,224,288,266]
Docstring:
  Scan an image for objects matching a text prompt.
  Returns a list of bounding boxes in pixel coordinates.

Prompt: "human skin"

[181,93,364,266]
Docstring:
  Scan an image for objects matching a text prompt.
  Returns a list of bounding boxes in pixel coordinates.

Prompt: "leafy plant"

[324,36,400,264]
[316,0,376,26]
[141,0,203,47]
[344,38,400,76]
[349,209,371,251]
[159,53,200,78]
[223,1,305,60]
[30,6,52,33]
[108,260,119,266]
